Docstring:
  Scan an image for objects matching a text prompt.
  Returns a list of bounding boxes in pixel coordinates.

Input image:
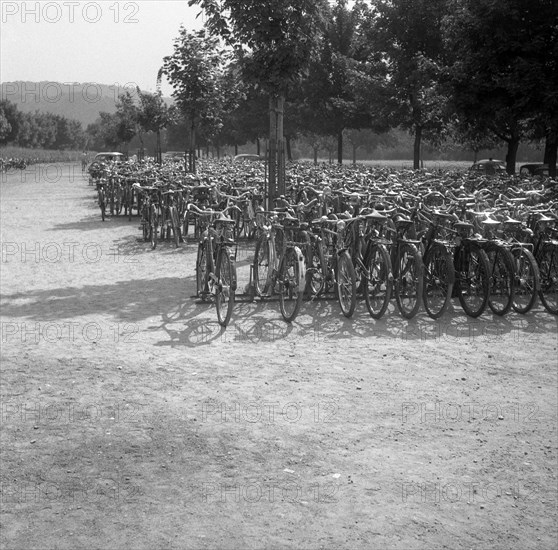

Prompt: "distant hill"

[0,81,173,127]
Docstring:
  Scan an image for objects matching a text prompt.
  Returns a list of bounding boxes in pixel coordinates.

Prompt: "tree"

[370,0,450,169]
[137,87,170,163]
[0,111,12,145]
[190,0,327,201]
[300,0,379,164]
[114,91,138,153]
[444,0,558,174]
[161,28,227,173]
[0,100,21,145]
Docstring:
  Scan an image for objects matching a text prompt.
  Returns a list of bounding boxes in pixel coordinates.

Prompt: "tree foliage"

[444,0,558,174]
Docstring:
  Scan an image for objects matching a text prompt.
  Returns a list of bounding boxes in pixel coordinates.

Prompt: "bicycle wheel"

[364,244,392,319]
[394,243,423,319]
[150,204,158,250]
[182,210,191,239]
[456,243,489,318]
[422,243,455,319]
[538,244,558,314]
[486,244,515,316]
[99,192,106,221]
[305,237,326,297]
[170,206,180,247]
[235,210,246,239]
[279,246,304,323]
[253,236,273,296]
[196,243,208,296]
[215,247,236,327]
[115,189,122,215]
[512,248,540,314]
[336,250,357,318]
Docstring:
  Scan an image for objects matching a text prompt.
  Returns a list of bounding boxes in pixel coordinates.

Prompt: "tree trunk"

[234,143,238,156]
[277,94,285,197]
[156,130,161,165]
[286,135,292,162]
[413,126,422,170]
[337,130,343,164]
[544,128,558,177]
[190,118,196,174]
[268,95,277,208]
[505,136,520,174]
[313,146,318,165]
[352,144,357,165]
[546,135,557,178]
[256,138,260,156]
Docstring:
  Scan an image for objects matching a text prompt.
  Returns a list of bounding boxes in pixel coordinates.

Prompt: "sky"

[1,1,204,96]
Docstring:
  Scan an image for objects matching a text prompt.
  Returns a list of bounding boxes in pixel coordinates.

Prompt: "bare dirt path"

[1,163,557,550]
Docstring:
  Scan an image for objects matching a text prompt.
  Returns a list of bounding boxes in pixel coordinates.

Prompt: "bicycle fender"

[292,246,307,289]
[230,251,238,291]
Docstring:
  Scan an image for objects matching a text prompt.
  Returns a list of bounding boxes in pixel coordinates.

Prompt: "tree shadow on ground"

[2,273,556,348]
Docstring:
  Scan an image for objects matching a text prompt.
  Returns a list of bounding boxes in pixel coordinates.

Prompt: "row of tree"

[0,100,87,150]
[150,0,557,182]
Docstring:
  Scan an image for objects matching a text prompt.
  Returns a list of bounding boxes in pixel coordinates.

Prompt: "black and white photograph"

[1,1,557,548]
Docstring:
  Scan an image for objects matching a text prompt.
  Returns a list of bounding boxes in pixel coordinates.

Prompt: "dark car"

[163,151,186,161]
[469,158,507,175]
[93,152,125,163]
[519,163,549,177]
[233,154,263,162]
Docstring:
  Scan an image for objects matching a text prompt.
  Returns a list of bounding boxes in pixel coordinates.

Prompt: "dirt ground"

[0,163,557,550]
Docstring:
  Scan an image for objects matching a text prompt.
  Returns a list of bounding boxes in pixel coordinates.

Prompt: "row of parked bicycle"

[89,158,558,325]
[0,157,30,171]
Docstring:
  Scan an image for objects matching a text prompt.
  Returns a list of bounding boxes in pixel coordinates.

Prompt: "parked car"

[93,152,125,163]
[163,151,186,161]
[233,154,263,162]
[519,163,549,177]
[469,158,507,175]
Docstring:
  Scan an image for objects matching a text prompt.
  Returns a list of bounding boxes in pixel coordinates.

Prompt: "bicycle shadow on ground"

[48,212,142,232]
[4,271,555,349]
[293,296,558,344]
[110,234,193,257]
[0,276,200,326]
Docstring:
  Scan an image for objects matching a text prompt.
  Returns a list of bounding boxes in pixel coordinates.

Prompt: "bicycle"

[531,211,558,314]
[309,215,357,318]
[343,209,393,319]
[189,204,238,326]
[252,210,307,323]
[133,184,160,249]
[385,212,424,319]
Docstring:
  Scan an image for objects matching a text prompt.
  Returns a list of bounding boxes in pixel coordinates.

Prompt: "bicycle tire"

[305,235,326,297]
[236,210,246,240]
[336,250,357,318]
[512,247,539,314]
[215,247,236,327]
[253,236,273,296]
[279,246,304,323]
[486,243,515,316]
[394,242,423,319]
[456,243,489,318]
[183,210,190,239]
[170,206,180,247]
[422,242,455,319]
[537,244,558,314]
[150,204,158,250]
[364,244,392,319]
[196,242,208,296]
[115,189,122,215]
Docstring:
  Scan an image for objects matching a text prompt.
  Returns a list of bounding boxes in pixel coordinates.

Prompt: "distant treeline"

[0,100,87,150]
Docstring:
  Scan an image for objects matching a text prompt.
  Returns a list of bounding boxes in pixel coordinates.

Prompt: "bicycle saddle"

[363,209,388,221]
